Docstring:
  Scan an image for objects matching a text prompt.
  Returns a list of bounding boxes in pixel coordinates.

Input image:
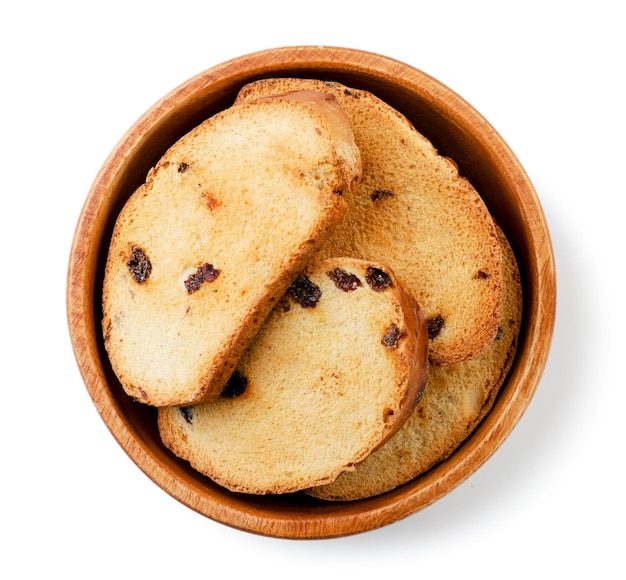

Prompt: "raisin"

[179,406,194,424]
[327,268,362,292]
[365,267,392,292]
[177,162,189,173]
[220,371,248,398]
[370,189,394,202]
[127,246,152,283]
[382,324,405,349]
[287,275,322,308]
[474,269,490,279]
[427,315,445,340]
[184,263,220,294]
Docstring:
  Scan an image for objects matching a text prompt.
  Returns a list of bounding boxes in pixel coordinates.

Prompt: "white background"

[2,1,623,577]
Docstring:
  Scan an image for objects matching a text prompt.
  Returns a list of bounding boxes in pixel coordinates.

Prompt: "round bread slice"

[102,91,361,407]
[306,226,521,501]
[158,257,429,495]
[236,79,502,366]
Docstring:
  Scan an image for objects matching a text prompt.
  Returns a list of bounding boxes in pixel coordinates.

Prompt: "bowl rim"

[67,45,556,539]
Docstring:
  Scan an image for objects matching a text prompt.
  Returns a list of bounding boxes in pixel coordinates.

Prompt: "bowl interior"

[67,46,556,539]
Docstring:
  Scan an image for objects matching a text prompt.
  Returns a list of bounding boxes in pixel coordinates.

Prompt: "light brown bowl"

[67,46,556,539]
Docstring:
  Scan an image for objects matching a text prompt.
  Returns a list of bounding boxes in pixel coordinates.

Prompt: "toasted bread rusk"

[158,258,429,495]
[236,79,502,365]
[102,91,361,407]
[306,227,521,501]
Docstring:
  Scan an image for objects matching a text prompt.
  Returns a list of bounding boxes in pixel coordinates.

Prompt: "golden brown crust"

[236,79,503,366]
[158,257,429,495]
[102,92,361,407]
[306,226,521,501]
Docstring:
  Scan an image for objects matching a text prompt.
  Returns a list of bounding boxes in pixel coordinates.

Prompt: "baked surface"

[306,227,521,500]
[158,257,429,495]
[102,91,361,406]
[236,79,502,365]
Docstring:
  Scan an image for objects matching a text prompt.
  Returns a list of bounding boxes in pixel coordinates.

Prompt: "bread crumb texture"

[158,258,428,495]
[307,227,521,500]
[235,79,503,366]
[102,92,360,407]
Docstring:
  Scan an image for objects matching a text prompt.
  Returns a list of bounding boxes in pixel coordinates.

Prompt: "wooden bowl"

[67,46,556,538]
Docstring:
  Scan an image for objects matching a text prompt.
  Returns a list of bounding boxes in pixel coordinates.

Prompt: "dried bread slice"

[306,226,522,500]
[158,257,429,495]
[102,91,361,407]
[236,79,502,365]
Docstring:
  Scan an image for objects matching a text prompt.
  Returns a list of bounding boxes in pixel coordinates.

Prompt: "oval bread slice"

[158,257,429,495]
[306,226,522,500]
[236,79,502,365]
[102,91,361,407]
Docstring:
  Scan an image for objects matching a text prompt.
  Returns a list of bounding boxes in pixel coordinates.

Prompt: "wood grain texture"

[67,46,556,539]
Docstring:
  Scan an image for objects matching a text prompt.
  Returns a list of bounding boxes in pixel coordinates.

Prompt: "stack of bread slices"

[102,79,522,499]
